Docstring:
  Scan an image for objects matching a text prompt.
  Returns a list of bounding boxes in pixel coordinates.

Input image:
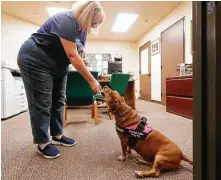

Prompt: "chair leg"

[92,101,99,125]
[91,103,95,118]
[106,101,113,120]
[63,104,67,128]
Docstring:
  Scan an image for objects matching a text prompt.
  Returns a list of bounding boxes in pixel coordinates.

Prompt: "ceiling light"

[47,7,70,16]
[112,13,139,32]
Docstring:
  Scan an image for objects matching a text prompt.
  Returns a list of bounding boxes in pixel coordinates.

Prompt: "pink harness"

[125,122,153,134]
[115,116,153,146]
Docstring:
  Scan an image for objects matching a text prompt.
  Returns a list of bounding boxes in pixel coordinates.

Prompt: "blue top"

[31,11,82,66]
[76,30,87,53]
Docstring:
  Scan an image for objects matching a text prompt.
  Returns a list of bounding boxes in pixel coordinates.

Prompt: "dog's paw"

[134,171,144,178]
[117,155,126,161]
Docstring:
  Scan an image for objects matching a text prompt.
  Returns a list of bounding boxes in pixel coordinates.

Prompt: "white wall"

[137,1,192,101]
[1,13,140,95]
[150,53,161,101]
[1,13,39,69]
[85,40,139,94]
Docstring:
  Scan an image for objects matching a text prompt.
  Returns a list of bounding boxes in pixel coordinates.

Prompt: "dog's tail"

[181,153,193,165]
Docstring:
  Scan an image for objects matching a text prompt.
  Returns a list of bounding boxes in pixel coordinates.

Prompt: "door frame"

[193,1,221,180]
[139,41,151,101]
[160,17,185,105]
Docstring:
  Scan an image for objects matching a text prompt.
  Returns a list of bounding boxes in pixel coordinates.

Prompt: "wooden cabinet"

[166,76,193,119]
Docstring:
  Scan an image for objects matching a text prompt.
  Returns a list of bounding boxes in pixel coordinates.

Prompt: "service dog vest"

[115,117,153,147]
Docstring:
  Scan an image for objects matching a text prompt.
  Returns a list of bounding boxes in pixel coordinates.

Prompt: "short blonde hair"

[72,1,105,33]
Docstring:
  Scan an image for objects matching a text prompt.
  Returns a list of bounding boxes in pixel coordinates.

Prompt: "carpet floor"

[1,100,193,180]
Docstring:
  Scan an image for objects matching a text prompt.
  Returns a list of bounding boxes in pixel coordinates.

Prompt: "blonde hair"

[72,1,105,33]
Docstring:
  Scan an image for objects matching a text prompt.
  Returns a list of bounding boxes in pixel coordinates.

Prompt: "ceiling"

[1,1,182,41]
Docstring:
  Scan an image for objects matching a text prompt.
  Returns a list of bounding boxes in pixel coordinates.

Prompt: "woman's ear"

[121,97,125,103]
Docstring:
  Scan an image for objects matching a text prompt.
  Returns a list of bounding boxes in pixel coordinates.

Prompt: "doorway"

[193,2,221,180]
[139,42,151,101]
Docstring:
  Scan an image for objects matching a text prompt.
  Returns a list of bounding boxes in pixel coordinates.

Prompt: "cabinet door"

[166,96,193,119]
[166,78,192,97]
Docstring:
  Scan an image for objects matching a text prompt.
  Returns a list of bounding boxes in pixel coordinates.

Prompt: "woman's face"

[91,12,103,28]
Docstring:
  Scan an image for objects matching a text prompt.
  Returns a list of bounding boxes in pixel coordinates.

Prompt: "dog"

[103,86,193,178]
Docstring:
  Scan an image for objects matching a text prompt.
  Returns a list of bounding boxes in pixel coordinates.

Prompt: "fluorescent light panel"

[47,7,70,16]
[112,13,139,32]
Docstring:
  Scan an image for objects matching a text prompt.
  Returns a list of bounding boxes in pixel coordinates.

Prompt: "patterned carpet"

[1,100,193,180]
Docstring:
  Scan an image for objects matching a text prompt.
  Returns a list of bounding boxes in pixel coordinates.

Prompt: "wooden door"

[139,42,151,101]
[161,18,185,105]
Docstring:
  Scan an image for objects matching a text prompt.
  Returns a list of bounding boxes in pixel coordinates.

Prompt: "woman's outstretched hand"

[89,79,102,94]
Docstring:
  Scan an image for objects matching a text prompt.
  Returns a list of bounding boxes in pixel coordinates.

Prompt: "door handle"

[148,74,151,77]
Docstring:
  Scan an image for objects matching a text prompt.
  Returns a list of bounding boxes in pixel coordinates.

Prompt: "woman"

[17,1,105,159]
[76,30,87,57]
[76,29,89,65]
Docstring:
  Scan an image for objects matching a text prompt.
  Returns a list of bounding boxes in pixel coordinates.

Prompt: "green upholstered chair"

[109,73,130,96]
[64,71,99,127]
[95,73,130,119]
[96,73,130,99]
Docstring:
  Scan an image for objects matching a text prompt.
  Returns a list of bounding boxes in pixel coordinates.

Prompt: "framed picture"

[151,38,160,56]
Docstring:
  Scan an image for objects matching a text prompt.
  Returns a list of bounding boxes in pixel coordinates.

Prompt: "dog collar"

[116,108,131,117]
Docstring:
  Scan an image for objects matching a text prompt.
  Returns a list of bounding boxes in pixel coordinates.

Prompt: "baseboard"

[151,100,162,104]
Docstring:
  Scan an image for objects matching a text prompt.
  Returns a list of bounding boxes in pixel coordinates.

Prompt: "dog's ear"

[109,100,117,112]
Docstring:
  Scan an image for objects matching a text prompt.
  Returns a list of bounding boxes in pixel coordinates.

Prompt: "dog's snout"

[101,92,105,96]
[103,85,110,92]
[103,86,112,95]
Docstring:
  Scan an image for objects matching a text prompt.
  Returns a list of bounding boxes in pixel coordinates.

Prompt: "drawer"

[166,96,192,119]
[166,78,192,97]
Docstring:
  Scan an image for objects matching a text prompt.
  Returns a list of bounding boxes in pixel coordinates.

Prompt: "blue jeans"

[17,39,68,144]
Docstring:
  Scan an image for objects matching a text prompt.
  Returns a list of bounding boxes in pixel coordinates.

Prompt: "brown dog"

[103,86,193,178]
